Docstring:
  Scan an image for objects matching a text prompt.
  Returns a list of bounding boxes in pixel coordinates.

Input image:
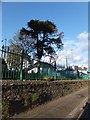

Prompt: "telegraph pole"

[66,56,68,68]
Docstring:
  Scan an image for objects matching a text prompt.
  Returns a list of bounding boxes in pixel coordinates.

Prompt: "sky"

[1,0,89,2]
[1,2,88,67]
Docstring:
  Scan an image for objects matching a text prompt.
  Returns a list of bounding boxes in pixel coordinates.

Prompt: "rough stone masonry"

[2,80,88,119]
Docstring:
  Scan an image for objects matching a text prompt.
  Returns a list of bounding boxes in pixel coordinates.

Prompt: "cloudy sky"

[42,32,88,67]
[1,2,88,67]
[56,32,88,67]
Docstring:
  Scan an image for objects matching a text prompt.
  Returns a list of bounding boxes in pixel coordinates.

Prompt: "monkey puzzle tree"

[13,19,64,62]
[11,20,64,80]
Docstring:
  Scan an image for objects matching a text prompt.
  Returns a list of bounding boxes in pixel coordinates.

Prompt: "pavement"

[78,99,90,119]
[79,104,90,119]
[12,87,88,119]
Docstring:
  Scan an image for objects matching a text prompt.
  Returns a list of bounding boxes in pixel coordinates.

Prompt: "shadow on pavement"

[79,102,90,119]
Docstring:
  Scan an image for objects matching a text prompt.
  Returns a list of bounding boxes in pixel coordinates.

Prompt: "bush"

[43,75,54,81]
[31,93,40,103]
[2,101,9,119]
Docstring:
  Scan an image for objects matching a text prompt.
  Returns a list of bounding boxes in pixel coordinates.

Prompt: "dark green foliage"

[13,19,64,61]
[2,100,9,119]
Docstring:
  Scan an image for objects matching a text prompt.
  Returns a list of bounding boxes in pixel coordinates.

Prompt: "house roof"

[35,61,54,68]
[28,61,55,70]
[78,67,87,71]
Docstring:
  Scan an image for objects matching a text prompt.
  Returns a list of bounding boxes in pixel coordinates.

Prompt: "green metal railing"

[1,47,21,80]
[0,46,46,80]
[0,46,88,80]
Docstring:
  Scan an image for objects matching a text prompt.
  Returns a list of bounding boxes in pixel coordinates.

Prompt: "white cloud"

[41,32,88,67]
[56,32,88,67]
[77,32,88,40]
[73,56,83,62]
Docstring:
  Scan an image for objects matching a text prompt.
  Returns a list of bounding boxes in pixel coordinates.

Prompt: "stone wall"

[2,80,88,119]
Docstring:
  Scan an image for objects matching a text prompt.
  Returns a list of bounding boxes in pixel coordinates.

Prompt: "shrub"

[43,75,54,81]
[31,93,40,103]
[2,101,9,119]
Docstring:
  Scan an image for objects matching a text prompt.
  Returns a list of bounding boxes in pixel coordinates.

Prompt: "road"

[12,87,88,118]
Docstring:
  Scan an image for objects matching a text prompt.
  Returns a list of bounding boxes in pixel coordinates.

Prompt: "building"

[28,61,57,80]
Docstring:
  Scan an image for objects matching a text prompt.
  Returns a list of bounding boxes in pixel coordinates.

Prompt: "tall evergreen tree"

[13,19,64,62]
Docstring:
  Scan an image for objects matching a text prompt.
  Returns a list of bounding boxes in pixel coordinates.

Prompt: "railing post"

[20,49,24,81]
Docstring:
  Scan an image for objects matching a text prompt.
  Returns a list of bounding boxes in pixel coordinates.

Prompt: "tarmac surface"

[79,99,90,119]
[12,87,88,119]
